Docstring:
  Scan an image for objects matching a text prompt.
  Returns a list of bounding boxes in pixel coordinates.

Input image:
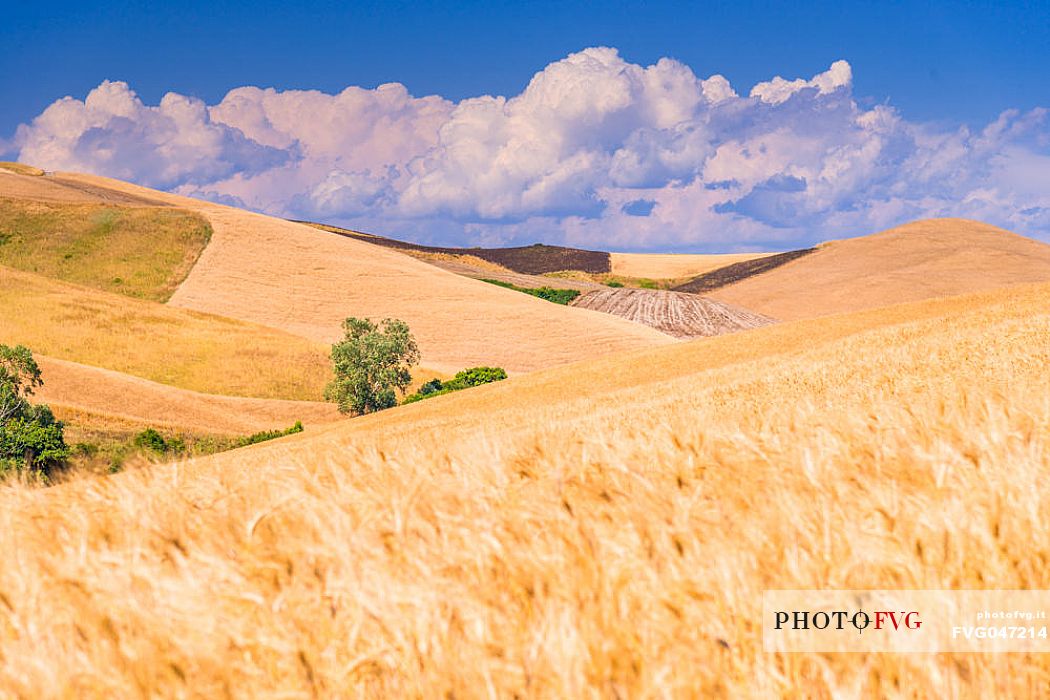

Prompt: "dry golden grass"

[0,280,1046,696]
[45,172,673,374]
[0,162,44,177]
[0,198,212,301]
[711,218,1050,319]
[34,355,342,435]
[610,251,775,279]
[0,265,334,401]
[0,169,167,206]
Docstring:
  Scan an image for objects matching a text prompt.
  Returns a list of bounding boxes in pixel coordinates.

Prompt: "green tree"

[325,317,420,415]
[0,344,68,473]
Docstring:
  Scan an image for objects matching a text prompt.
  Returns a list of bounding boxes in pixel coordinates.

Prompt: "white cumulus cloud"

[10,51,1050,251]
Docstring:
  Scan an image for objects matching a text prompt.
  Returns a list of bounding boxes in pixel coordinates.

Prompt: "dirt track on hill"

[570,288,775,338]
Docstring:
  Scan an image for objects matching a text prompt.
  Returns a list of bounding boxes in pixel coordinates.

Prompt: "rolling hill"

[0,265,335,401]
[609,251,774,280]
[35,355,340,435]
[0,280,1046,696]
[0,196,212,301]
[709,218,1050,319]
[33,172,674,374]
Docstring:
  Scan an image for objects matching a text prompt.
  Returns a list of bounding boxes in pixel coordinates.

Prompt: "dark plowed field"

[672,248,816,293]
[300,222,611,275]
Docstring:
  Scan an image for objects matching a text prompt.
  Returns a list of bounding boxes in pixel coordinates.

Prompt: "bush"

[134,427,170,453]
[605,280,625,288]
[403,367,507,404]
[479,279,580,304]
[0,344,68,473]
[325,317,420,415]
[233,421,303,448]
[638,278,659,289]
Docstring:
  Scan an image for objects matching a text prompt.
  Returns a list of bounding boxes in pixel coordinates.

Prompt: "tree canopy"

[324,318,420,415]
[0,344,68,473]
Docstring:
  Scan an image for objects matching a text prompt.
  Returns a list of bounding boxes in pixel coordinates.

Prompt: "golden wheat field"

[0,265,337,401]
[711,218,1050,319]
[0,280,1046,697]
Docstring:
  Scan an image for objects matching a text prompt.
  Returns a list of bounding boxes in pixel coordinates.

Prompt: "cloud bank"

[10,48,1050,250]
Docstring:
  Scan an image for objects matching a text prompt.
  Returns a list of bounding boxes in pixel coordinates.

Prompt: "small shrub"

[233,421,304,448]
[403,367,507,404]
[638,279,659,289]
[605,280,625,288]
[417,378,444,396]
[134,427,170,453]
[479,279,580,305]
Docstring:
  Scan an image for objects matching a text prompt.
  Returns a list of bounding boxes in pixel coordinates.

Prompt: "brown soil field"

[570,287,775,337]
[302,221,612,274]
[1,280,1046,696]
[23,173,672,375]
[35,355,342,435]
[710,218,1050,319]
[671,247,817,293]
[609,251,776,279]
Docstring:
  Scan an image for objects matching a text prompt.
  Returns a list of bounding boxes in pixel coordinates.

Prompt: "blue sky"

[3,0,1050,251]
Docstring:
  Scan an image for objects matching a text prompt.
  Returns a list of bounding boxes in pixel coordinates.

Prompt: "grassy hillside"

[0,281,1045,695]
[0,198,211,301]
[0,265,334,401]
[711,218,1050,318]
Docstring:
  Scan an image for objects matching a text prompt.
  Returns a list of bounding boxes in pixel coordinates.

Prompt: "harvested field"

[1,281,1047,696]
[302,221,612,274]
[0,162,44,177]
[0,265,335,401]
[672,247,816,293]
[610,251,775,279]
[710,218,1050,319]
[0,169,169,206]
[414,254,604,292]
[36,173,671,375]
[571,287,775,337]
[0,198,212,301]
[35,355,342,436]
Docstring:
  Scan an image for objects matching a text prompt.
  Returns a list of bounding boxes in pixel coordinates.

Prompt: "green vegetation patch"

[403,366,507,404]
[0,199,212,301]
[71,421,306,475]
[480,278,581,304]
